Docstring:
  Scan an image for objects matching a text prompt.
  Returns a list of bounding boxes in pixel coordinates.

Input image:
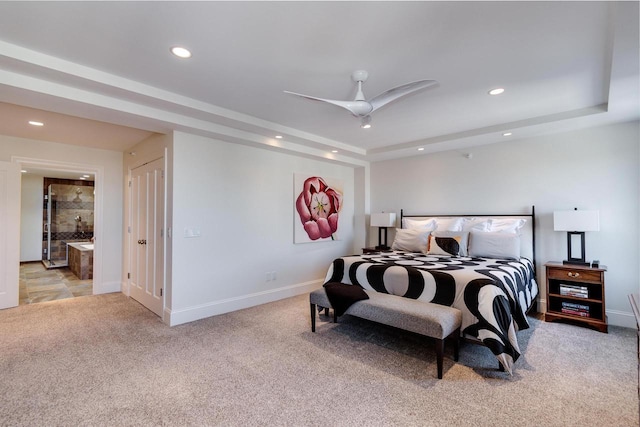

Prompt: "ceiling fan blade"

[284,91,373,116]
[369,79,438,112]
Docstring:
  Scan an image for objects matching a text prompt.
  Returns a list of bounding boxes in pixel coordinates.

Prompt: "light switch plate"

[184,227,201,238]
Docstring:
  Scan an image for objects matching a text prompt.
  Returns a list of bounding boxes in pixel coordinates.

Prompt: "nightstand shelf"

[545,262,607,333]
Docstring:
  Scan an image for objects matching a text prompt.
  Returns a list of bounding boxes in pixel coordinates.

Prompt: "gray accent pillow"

[469,231,521,260]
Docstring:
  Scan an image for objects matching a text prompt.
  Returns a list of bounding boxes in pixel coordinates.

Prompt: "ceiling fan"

[284,70,438,128]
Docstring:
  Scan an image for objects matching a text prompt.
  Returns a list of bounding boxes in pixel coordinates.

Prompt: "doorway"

[13,157,104,308]
[19,176,96,305]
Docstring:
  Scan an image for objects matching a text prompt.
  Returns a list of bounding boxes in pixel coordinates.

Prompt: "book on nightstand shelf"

[559,283,589,298]
[561,301,590,317]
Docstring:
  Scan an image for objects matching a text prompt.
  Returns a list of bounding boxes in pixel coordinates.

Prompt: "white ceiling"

[0,1,638,166]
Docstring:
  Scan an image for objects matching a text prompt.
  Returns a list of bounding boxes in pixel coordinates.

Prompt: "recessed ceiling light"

[82,174,91,178]
[275,135,283,139]
[417,147,425,151]
[21,170,27,173]
[170,46,192,59]
[28,121,44,126]
[488,88,505,96]
[503,132,513,136]
[331,150,338,153]
[79,177,86,180]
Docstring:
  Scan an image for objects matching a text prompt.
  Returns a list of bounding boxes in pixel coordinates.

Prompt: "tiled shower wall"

[42,178,95,261]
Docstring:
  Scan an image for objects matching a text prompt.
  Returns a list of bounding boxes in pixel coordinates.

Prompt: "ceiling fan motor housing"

[349,101,373,116]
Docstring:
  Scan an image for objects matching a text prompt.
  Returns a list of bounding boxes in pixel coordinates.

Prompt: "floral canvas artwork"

[294,174,343,243]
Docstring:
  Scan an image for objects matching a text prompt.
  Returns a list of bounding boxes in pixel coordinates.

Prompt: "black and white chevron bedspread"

[323,251,539,374]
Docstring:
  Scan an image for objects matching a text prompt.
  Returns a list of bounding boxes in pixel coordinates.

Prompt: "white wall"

[168,131,355,325]
[0,135,124,294]
[20,174,43,262]
[370,120,640,328]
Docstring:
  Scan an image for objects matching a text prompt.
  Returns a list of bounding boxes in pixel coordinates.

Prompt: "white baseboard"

[538,297,547,313]
[606,309,636,329]
[120,280,130,296]
[536,298,635,329]
[164,279,323,326]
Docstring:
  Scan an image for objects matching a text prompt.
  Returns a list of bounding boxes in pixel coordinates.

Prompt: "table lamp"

[371,212,396,250]
[553,208,599,266]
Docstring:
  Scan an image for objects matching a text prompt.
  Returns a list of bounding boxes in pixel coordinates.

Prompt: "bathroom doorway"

[14,157,104,307]
[17,176,96,305]
[20,176,95,304]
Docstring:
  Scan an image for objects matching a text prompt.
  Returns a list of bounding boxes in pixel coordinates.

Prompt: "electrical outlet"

[271,271,277,281]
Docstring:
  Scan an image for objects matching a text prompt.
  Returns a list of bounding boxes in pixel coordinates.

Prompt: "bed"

[323,206,539,374]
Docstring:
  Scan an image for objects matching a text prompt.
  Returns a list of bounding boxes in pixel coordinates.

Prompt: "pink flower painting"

[295,175,343,241]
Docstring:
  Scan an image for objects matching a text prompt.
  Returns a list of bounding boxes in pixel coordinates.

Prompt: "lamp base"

[562,260,590,267]
[375,245,391,251]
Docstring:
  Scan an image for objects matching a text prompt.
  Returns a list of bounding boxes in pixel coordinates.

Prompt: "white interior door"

[129,158,164,317]
[0,161,20,309]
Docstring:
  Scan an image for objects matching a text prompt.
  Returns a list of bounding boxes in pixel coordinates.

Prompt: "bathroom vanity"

[67,242,94,280]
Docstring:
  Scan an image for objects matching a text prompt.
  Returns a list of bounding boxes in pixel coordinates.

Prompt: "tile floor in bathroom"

[19,261,92,305]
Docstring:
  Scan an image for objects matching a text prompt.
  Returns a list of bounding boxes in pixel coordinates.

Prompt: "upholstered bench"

[309,287,462,379]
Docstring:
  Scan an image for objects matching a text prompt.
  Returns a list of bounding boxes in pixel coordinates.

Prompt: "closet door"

[129,158,164,317]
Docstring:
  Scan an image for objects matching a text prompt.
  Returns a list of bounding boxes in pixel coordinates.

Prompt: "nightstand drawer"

[547,268,601,282]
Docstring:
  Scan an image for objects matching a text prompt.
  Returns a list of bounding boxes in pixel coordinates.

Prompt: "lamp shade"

[553,210,600,232]
[371,212,396,227]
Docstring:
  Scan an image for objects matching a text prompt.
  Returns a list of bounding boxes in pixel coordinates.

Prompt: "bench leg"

[453,327,460,362]
[436,339,444,379]
[310,303,316,332]
[333,310,338,323]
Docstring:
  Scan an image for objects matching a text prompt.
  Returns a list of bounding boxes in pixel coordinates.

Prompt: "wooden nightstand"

[362,247,381,254]
[362,247,393,254]
[545,262,607,333]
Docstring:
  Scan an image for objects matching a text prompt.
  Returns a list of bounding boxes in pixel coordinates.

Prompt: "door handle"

[137,239,147,245]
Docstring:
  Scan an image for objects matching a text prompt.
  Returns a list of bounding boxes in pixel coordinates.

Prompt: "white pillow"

[462,218,490,232]
[402,217,437,231]
[433,217,464,231]
[488,218,527,234]
[391,228,431,253]
[469,231,521,260]
[427,231,469,256]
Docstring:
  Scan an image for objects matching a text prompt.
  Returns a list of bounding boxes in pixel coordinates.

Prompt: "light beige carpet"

[0,293,637,426]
